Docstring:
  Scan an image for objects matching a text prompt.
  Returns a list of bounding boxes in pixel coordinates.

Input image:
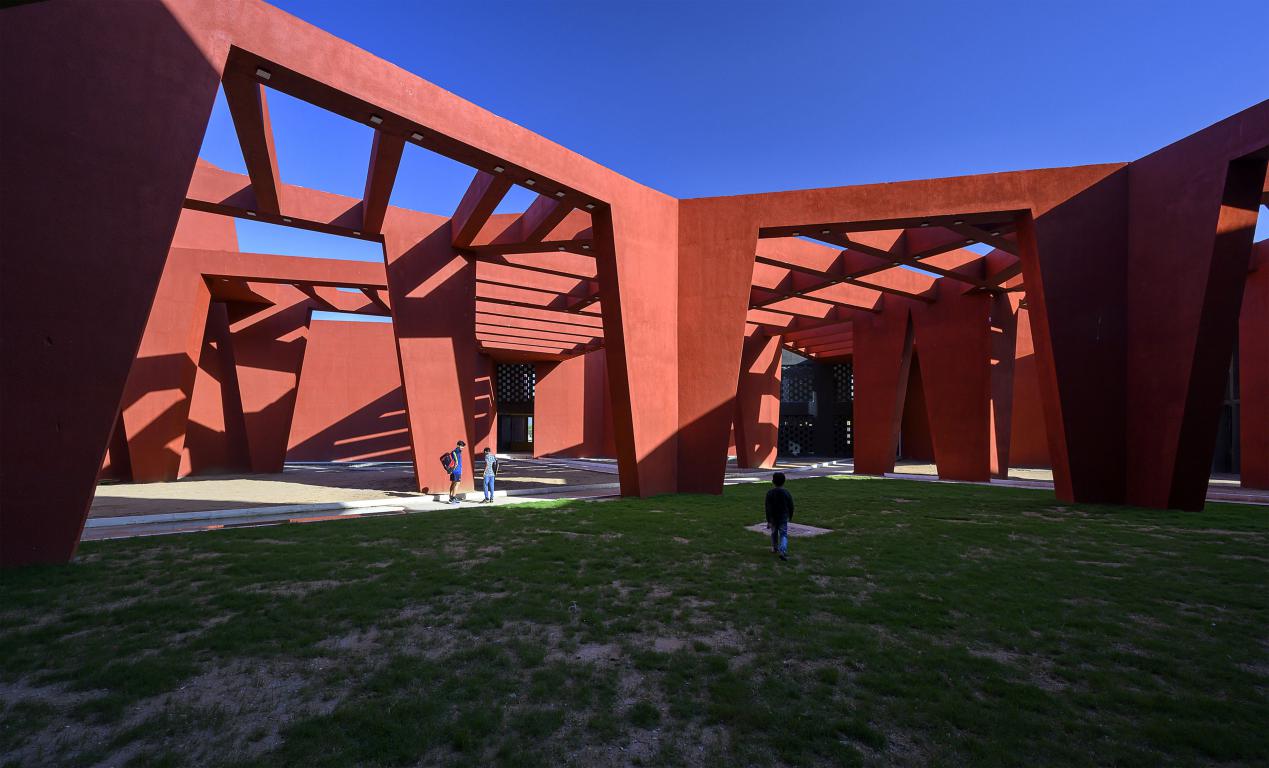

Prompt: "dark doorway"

[777,351,853,458]
[495,363,535,453]
[1212,347,1240,475]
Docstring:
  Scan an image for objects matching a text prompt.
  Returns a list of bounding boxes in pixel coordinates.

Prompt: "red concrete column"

[534,357,587,458]
[733,330,782,469]
[900,355,934,461]
[1021,176,1131,504]
[121,211,242,481]
[1022,103,1267,509]
[911,286,992,482]
[228,287,312,474]
[1241,241,1269,489]
[382,216,477,493]
[583,350,614,458]
[1008,304,1051,468]
[593,197,681,496]
[676,202,760,492]
[988,294,1021,478]
[852,302,914,475]
[119,259,212,482]
[286,320,409,463]
[0,1,226,566]
[182,302,251,476]
[1125,152,1268,509]
[101,413,133,483]
[473,353,498,455]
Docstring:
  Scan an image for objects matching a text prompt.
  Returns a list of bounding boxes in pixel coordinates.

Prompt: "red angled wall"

[1008,305,1051,468]
[533,349,615,458]
[286,320,410,463]
[1241,241,1268,489]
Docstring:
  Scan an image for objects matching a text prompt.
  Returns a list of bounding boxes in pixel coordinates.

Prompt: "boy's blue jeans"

[770,520,788,555]
[483,474,495,501]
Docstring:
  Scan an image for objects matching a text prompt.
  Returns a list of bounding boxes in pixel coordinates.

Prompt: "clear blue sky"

[199,0,1269,268]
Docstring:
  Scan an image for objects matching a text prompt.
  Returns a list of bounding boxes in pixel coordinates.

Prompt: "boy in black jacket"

[765,472,794,561]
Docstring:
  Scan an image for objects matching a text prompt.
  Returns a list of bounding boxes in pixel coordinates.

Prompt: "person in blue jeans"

[765,472,794,561]
[447,440,465,504]
[480,447,499,503]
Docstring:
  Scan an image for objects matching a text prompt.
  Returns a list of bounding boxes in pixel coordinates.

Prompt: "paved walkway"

[90,458,618,519]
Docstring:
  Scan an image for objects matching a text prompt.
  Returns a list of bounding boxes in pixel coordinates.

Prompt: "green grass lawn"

[2,476,1266,767]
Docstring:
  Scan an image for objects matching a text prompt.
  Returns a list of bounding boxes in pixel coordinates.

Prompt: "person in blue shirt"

[765,472,795,561]
[447,440,465,504]
[480,447,499,503]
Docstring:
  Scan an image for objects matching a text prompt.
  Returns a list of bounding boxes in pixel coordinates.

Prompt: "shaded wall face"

[533,349,615,459]
[181,302,250,476]
[900,352,935,462]
[1240,240,1269,489]
[287,320,410,462]
[1008,306,1052,468]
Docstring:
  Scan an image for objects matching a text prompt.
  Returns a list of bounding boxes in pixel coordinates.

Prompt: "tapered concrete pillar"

[852,302,914,476]
[593,197,681,496]
[229,287,311,475]
[182,302,251,476]
[1241,240,1269,489]
[582,349,615,457]
[473,353,498,455]
[988,294,1021,478]
[911,286,992,482]
[120,259,212,482]
[0,2,226,565]
[676,200,761,492]
[733,331,783,469]
[1022,104,1268,509]
[381,216,478,493]
[1124,150,1267,509]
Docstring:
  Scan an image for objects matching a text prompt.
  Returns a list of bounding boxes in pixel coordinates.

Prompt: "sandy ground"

[90,459,618,518]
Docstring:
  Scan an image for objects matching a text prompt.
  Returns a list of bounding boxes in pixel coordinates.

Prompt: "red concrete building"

[1,0,1266,566]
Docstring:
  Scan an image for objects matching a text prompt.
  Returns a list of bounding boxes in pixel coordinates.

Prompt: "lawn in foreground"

[1,477,1266,767]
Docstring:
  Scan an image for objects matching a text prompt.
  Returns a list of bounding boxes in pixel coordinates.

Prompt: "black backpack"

[440,451,456,472]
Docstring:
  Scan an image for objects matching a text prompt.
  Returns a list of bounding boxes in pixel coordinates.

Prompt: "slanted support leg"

[733,331,782,470]
[382,218,477,494]
[0,2,225,566]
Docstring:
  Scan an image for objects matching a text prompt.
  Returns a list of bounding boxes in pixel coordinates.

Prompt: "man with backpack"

[442,440,465,504]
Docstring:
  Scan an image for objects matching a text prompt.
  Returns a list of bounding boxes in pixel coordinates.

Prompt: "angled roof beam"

[758,307,858,336]
[360,287,392,313]
[452,170,513,247]
[799,335,855,353]
[221,70,284,214]
[475,323,593,345]
[942,221,1020,255]
[753,254,934,303]
[750,286,875,315]
[837,233,995,290]
[473,251,595,280]
[361,130,406,234]
[475,312,603,339]
[475,301,603,330]
[477,276,598,301]
[494,195,574,245]
[471,237,593,256]
[474,294,596,316]
[784,323,854,344]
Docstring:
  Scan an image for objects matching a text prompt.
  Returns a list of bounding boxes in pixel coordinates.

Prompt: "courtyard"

[3,477,1265,767]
